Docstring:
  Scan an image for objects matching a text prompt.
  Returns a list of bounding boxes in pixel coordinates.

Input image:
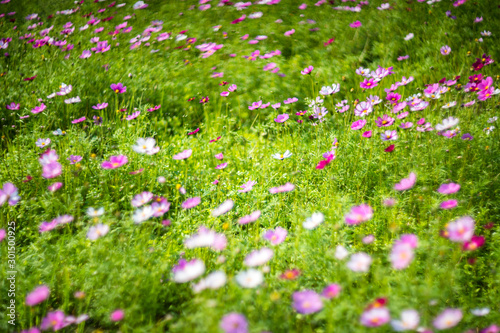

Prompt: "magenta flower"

[31,103,46,114]
[447,216,475,243]
[437,183,460,194]
[386,92,401,104]
[101,155,128,169]
[275,113,289,123]
[350,20,362,28]
[6,102,20,110]
[360,78,378,89]
[110,82,126,93]
[181,197,201,209]
[264,227,287,245]
[110,309,124,322]
[126,111,140,121]
[394,172,416,191]
[173,149,192,160]
[71,116,86,124]
[345,204,373,225]
[220,313,248,333]
[463,235,485,251]
[375,114,395,127]
[269,182,295,194]
[400,122,413,129]
[292,290,323,314]
[440,199,458,210]
[301,65,314,75]
[284,29,295,36]
[322,284,341,299]
[362,131,372,138]
[26,285,50,306]
[351,119,367,130]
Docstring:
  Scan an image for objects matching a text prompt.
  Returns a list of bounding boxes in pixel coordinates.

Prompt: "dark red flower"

[384,144,395,152]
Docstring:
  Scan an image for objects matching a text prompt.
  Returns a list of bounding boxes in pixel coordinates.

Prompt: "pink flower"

[173,149,192,160]
[351,119,367,130]
[215,153,224,160]
[463,235,485,251]
[238,210,261,224]
[293,290,323,314]
[26,285,50,306]
[301,65,314,75]
[110,309,124,322]
[345,204,373,225]
[275,113,289,123]
[101,155,128,169]
[238,180,257,193]
[437,183,460,195]
[360,307,390,327]
[215,162,228,170]
[433,309,462,329]
[263,227,287,245]
[269,182,295,194]
[48,182,63,192]
[42,162,62,178]
[394,172,416,191]
[316,152,335,169]
[41,311,65,331]
[447,216,475,243]
[440,199,458,209]
[390,242,414,270]
[181,197,201,209]
[440,45,451,55]
[284,29,295,36]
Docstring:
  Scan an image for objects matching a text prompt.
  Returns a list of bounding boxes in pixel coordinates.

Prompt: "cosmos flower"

[26,285,50,306]
[440,45,451,55]
[301,65,313,75]
[132,138,160,155]
[345,204,373,225]
[272,150,292,160]
[274,113,289,123]
[269,182,295,194]
[437,183,460,194]
[235,269,263,288]
[173,149,192,160]
[110,82,126,93]
[220,313,248,333]
[360,78,378,89]
[238,210,261,224]
[245,248,273,267]
[172,259,205,283]
[391,309,420,331]
[354,101,373,117]
[263,227,287,245]
[185,226,227,251]
[433,309,462,329]
[238,180,257,193]
[394,172,416,191]
[67,155,82,165]
[303,212,324,229]
[292,290,323,314]
[193,271,227,293]
[87,224,109,240]
[212,199,234,217]
[347,252,372,272]
[351,119,367,130]
[181,197,201,209]
[350,20,362,28]
[440,199,458,210]
[381,130,398,141]
[322,284,341,299]
[447,216,475,243]
[101,155,128,169]
[360,307,390,327]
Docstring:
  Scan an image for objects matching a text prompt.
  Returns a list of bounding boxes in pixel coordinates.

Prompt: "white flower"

[86,207,105,217]
[192,271,227,293]
[319,86,334,95]
[470,308,490,316]
[87,224,109,241]
[391,309,420,331]
[435,117,459,131]
[272,150,292,160]
[211,199,234,217]
[484,126,495,134]
[346,252,372,272]
[404,33,414,41]
[441,101,456,109]
[132,138,160,155]
[235,269,264,288]
[244,248,273,267]
[173,259,205,283]
[303,212,324,230]
[334,245,349,260]
[132,205,154,223]
[487,116,497,123]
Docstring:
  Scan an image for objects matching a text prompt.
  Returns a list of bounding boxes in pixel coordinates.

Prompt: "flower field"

[0,0,499,332]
